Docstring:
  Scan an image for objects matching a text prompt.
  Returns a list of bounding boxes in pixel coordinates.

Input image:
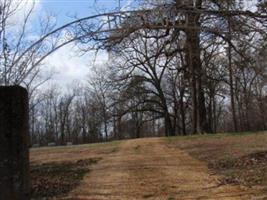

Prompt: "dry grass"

[30,141,120,199]
[60,138,259,199]
[30,133,267,199]
[31,158,101,199]
[30,141,120,164]
[167,132,267,189]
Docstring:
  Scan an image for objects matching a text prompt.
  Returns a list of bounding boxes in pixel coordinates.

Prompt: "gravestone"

[66,142,73,146]
[48,142,56,147]
[0,86,30,200]
[32,144,40,148]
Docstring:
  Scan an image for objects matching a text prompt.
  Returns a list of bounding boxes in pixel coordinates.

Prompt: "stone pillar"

[0,86,30,200]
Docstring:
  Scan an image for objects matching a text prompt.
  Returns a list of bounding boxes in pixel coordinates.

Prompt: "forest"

[0,0,266,146]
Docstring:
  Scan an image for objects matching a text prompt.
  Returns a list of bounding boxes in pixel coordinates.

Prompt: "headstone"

[48,142,56,147]
[32,144,40,148]
[0,86,30,200]
[66,142,73,146]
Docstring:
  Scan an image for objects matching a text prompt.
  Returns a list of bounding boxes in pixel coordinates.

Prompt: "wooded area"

[0,0,266,146]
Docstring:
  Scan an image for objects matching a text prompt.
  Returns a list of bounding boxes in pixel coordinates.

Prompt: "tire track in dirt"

[64,138,257,200]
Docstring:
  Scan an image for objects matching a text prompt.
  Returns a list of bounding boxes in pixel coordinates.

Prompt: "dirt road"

[65,138,256,200]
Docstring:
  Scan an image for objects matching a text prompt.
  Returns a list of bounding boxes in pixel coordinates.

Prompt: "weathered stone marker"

[0,86,30,200]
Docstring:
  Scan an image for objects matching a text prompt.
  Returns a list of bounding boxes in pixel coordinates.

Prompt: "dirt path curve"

[66,138,255,200]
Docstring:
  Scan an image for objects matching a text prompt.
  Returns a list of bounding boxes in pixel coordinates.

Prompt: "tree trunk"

[184,0,208,134]
[212,96,217,133]
[165,114,175,137]
[227,5,238,132]
[180,89,186,135]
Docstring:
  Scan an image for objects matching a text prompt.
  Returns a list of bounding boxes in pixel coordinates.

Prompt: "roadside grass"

[30,133,267,198]
[166,131,267,189]
[31,158,101,199]
[30,140,121,164]
[166,131,266,141]
[134,144,141,153]
[30,140,121,199]
[31,140,121,152]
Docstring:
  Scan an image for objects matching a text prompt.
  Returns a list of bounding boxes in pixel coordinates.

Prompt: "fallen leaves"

[30,158,101,199]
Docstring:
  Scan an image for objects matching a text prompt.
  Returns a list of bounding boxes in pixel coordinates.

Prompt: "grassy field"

[30,132,267,199]
[166,131,267,189]
[30,141,120,199]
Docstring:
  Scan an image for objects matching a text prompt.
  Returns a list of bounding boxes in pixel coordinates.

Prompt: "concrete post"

[0,86,30,200]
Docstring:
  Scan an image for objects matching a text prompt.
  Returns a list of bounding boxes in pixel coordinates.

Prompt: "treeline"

[29,0,267,145]
[30,47,266,145]
[29,80,161,145]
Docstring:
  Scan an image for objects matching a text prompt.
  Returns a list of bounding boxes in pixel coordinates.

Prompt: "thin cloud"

[44,43,109,86]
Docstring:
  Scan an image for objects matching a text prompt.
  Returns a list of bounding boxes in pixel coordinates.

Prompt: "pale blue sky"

[35,0,133,87]
[40,0,122,24]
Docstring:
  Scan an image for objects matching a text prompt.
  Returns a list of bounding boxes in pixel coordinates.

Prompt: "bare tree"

[88,66,113,141]
[0,0,59,86]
